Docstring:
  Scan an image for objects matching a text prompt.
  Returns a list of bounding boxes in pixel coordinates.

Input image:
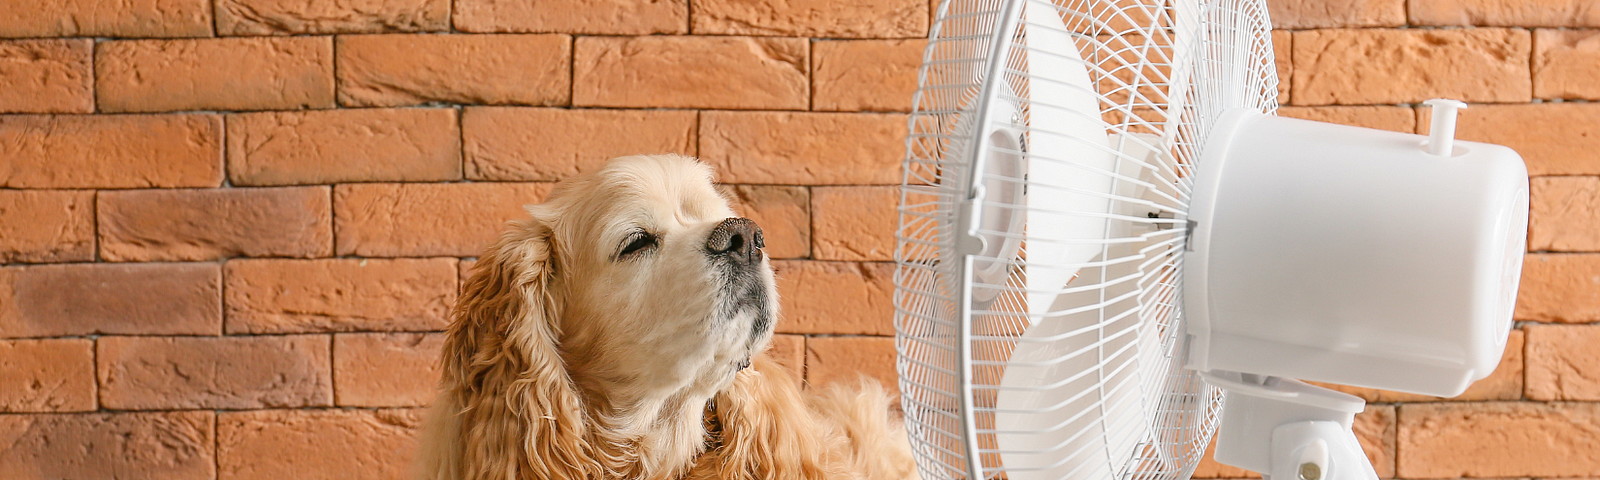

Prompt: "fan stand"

[1202,371,1379,480]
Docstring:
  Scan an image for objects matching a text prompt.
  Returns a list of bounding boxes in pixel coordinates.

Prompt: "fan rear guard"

[892,0,1279,479]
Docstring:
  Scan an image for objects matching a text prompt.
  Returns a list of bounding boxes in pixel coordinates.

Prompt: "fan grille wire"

[893,0,1279,479]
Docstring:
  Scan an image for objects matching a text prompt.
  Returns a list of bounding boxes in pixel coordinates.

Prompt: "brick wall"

[0,0,1595,478]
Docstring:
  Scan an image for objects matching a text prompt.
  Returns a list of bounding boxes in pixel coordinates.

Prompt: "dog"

[415,154,918,480]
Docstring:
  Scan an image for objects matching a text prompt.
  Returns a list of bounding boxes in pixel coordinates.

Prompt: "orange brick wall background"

[0,0,1597,478]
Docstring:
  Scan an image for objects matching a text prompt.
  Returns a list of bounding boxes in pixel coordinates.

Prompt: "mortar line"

[91,191,102,262]
[458,104,467,182]
[329,332,339,408]
[800,334,810,387]
[568,34,577,109]
[331,34,342,110]
[91,334,101,411]
[807,38,816,112]
[1528,27,1537,102]
[90,38,99,115]
[213,409,221,479]
[328,183,340,261]
[215,258,227,336]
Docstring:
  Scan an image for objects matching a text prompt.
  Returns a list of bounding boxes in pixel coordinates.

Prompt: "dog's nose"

[706,217,764,264]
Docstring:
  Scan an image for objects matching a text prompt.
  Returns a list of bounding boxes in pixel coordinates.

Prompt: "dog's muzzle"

[705,217,774,355]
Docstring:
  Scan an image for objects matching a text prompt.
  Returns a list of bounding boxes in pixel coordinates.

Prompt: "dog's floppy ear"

[441,215,598,480]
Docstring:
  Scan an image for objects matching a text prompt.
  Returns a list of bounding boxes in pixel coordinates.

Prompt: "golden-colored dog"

[415,154,917,480]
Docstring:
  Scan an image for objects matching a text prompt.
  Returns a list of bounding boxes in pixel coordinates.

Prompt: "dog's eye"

[618,232,657,259]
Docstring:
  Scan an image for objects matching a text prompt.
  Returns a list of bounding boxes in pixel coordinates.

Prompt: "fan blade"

[1022,0,1115,324]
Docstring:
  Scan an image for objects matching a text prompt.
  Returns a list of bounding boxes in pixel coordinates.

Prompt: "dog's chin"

[712,263,777,376]
[713,258,776,335]
[718,296,773,371]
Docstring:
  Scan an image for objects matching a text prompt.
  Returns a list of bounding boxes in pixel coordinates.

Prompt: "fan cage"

[893,1,1280,480]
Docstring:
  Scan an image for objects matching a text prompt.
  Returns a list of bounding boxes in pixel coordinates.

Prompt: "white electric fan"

[892,2,1529,480]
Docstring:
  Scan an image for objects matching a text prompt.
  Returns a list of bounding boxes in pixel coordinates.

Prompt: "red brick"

[96,37,334,112]
[337,34,570,108]
[1409,0,1600,27]
[1266,0,1403,28]
[1291,29,1531,105]
[805,336,896,395]
[0,263,221,337]
[0,0,212,37]
[699,111,906,185]
[218,409,421,480]
[1355,405,1397,478]
[216,0,448,35]
[97,335,332,409]
[574,36,808,110]
[1525,324,1600,401]
[0,411,214,480]
[0,39,92,114]
[812,39,925,112]
[334,333,444,407]
[1517,254,1600,323]
[766,334,805,384]
[812,186,896,261]
[227,108,461,186]
[225,258,457,334]
[1398,402,1600,478]
[334,182,552,257]
[458,258,476,285]
[773,261,894,335]
[0,114,222,189]
[455,0,687,35]
[1433,103,1600,176]
[1530,176,1600,252]
[1320,329,1524,402]
[0,339,94,412]
[1535,29,1600,100]
[1276,105,1416,134]
[720,185,810,259]
[693,0,927,38]
[98,187,332,261]
[0,190,94,263]
[463,108,697,181]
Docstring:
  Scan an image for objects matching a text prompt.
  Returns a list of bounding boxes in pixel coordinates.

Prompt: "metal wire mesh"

[893,1,1278,479]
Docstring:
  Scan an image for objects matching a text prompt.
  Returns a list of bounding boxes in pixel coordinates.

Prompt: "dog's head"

[439,154,777,479]
[533,154,778,398]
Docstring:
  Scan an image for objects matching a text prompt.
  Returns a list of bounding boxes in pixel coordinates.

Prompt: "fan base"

[1204,370,1379,480]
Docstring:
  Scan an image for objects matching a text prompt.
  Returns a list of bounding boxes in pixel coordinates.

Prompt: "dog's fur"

[415,155,917,480]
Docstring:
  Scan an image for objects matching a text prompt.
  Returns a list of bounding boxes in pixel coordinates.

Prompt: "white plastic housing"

[1185,109,1530,397]
[1203,371,1376,480]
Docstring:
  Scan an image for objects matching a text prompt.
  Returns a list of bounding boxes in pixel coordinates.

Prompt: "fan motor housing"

[1184,109,1530,397]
